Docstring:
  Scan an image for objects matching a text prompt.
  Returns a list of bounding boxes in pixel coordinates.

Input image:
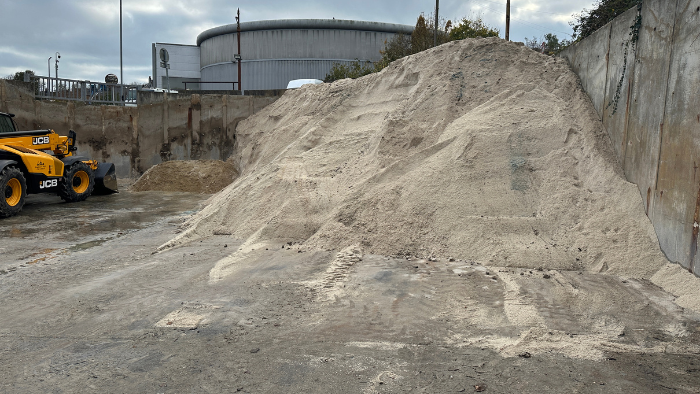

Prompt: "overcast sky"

[0,0,595,84]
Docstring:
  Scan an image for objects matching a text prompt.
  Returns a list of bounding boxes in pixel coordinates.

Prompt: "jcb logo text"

[33,137,50,145]
[40,179,57,189]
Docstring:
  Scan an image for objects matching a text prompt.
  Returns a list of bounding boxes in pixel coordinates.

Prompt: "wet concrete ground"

[0,187,205,272]
[1,188,700,393]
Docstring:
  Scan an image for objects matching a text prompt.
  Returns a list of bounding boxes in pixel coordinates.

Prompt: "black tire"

[0,166,27,218]
[59,161,95,202]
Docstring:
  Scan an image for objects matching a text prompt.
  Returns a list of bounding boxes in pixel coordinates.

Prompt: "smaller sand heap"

[131,160,238,194]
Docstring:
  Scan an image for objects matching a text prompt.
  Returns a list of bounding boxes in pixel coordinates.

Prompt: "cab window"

[0,116,15,133]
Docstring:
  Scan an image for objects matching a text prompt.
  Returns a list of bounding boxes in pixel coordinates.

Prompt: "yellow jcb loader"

[0,112,117,218]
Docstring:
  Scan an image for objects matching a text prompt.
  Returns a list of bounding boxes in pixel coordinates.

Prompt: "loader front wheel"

[59,162,94,202]
[0,167,27,218]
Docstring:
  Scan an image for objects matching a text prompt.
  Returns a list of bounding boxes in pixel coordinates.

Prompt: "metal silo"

[197,19,414,91]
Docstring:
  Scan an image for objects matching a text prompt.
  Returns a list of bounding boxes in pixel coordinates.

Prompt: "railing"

[183,81,238,91]
[31,76,139,105]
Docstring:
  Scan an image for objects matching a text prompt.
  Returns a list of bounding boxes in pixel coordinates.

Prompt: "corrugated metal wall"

[197,20,410,90]
[201,59,364,90]
[153,44,201,89]
[200,29,395,66]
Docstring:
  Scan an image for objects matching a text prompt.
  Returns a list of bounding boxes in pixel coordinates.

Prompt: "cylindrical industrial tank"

[197,19,414,90]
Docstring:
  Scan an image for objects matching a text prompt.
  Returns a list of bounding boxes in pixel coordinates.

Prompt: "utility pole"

[236,8,242,91]
[55,53,60,97]
[55,52,60,80]
[505,0,511,41]
[434,0,439,47]
[48,57,51,94]
[120,0,124,102]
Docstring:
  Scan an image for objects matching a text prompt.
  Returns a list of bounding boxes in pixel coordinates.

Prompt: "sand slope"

[164,37,670,282]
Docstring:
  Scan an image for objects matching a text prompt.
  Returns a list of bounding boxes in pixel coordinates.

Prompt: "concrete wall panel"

[584,23,612,116]
[652,0,700,271]
[0,80,281,178]
[136,100,168,173]
[624,0,677,211]
[561,0,700,275]
[601,7,640,159]
[0,81,39,129]
[559,21,610,116]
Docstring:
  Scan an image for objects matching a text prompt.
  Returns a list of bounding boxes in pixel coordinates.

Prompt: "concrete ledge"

[0,80,281,178]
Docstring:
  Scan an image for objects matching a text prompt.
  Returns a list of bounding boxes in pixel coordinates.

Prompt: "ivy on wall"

[607,2,643,115]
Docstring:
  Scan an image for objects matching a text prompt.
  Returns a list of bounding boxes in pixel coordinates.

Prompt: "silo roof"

[197,19,415,46]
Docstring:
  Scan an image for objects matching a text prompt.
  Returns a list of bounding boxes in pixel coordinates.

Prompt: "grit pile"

[131,160,237,193]
[163,37,698,310]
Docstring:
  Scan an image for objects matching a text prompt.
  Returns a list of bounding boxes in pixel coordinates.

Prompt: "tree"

[523,34,571,55]
[570,0,641,40]
[524,36,543,51]
[324,13,499,82]
[411,12,453,53]
[4,70,35,81]
[375,12,494,72]
[449,17,499,40]
[373,33,412,71]
[323,61,376,83]
[543,34,571,55]
[411,14,431,54]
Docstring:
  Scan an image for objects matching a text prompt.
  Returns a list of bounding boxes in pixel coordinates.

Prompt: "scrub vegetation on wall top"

[323,13,498,83]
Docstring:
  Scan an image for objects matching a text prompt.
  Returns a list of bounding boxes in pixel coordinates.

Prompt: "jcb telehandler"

[0,112,117,218]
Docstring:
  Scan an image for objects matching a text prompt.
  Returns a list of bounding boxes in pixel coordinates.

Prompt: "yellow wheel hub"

[5,178,22,207]
[72,171,89,194]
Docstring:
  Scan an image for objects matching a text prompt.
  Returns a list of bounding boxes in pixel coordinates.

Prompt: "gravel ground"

[1,189,700,393]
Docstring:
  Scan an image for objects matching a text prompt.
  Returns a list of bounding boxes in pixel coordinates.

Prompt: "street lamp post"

[55,52,60,97]
[236,8,241,91]
[48,57,52,94]
[55,52,60,80]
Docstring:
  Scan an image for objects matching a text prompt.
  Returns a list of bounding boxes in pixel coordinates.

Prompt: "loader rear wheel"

[0,167,26,218]
[59,162,94,202]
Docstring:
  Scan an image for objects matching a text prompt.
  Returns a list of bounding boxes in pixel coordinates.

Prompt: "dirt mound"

[163,37,669,281]
[131,160,237,194]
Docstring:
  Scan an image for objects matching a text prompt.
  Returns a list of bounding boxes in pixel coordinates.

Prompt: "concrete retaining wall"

[0,80,280,177]
[560,0,700,274]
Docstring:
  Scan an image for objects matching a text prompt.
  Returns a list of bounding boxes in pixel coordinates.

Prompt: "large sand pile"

[132,160,237,193]
[162,38,697,302]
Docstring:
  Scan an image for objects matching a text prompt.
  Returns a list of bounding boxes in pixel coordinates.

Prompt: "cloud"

[0,47,47,62]
[0,0,597,84]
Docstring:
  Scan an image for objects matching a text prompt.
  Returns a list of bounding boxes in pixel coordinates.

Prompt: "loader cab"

[0,113,18,134]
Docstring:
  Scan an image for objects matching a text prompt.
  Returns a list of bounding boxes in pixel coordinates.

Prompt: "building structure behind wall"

[152,43,201,90]
[153,19,414,91]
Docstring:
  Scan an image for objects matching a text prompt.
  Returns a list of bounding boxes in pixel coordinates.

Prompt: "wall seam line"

[655,0,681,192]
[602,23,613,121]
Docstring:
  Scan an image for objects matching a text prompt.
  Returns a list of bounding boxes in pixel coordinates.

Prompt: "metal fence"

[183,81,239,91]
[31,76,139,105]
